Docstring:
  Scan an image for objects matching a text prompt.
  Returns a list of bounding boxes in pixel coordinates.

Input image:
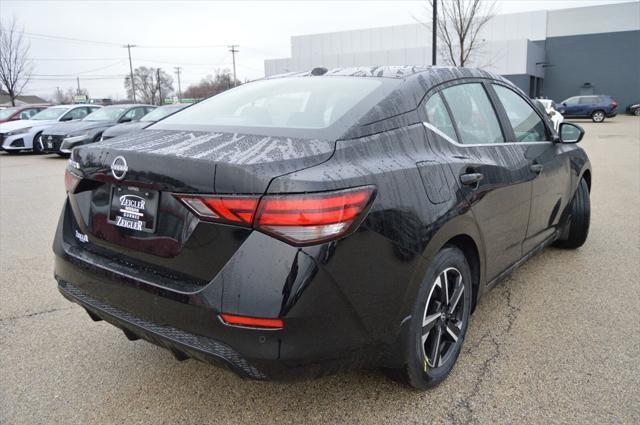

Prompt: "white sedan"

[536,99,564,132]
[0,104,101,154]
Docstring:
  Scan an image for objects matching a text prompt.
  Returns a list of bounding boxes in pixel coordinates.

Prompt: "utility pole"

[174,67,182,102]
[228,45,238,86]
[432,0,437,66]
[124,44,137,102]
[76,77,81,95]
[156,68,162,106]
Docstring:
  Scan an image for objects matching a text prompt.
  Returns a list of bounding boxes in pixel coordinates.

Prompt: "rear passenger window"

[493,85,548,142]
[424,93,457,142]
[441,83,504,145]
[579,96,597,104]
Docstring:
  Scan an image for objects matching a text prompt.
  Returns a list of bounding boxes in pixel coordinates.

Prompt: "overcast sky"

[1,0,635,100]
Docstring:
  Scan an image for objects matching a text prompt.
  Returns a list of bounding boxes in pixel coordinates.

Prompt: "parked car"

[0,105,48,123]
[534,99,564,131]
[100,104,188,141]
[41,104,154,156]
[626,103,640,116]
[55,66,591,389]
[0,105,102,154]
[556,95,617,122]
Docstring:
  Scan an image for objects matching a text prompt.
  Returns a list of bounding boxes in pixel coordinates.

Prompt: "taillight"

[175,186,375,246]
[64,169,81,193]
[612,100,618,108]
[256,187,375,245]
[219,313,284,329]
[178,195,259,226]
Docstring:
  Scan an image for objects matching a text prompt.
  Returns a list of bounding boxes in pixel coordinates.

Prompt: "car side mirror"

[119,117,132,123]
[559,122,584,144]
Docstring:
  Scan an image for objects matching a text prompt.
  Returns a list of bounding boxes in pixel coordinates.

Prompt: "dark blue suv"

[557,95,618,122]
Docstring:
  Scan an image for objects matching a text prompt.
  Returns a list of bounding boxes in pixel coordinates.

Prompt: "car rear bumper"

[53,200,398,380]
[58,279,270,379]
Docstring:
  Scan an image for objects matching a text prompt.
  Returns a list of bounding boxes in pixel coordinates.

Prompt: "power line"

[20,31,122,46]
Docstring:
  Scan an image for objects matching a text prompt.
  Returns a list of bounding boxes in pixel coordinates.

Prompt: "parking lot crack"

[0,306,75,323]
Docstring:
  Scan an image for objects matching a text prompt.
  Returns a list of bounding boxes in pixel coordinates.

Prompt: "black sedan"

[100,104,188,141]
[41,104,154,156]
[54,66,591,389]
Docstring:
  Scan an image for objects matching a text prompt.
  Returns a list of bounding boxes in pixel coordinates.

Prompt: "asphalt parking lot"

[1,116,639,424]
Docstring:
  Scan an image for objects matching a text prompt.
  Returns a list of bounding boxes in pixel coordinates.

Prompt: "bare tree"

[124,67,173,105]
[183,69,240,100]
[51,87,90,105]
[420,0,496,67]
[0,17,32,106]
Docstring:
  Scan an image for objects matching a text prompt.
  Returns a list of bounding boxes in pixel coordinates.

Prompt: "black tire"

[32,133,43,154]
[394,246,472,390]
[555,178,590,249]
[591,110,605,123]
[634,108,640,117]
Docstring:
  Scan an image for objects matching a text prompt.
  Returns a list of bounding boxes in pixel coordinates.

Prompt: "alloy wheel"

[421,267,465,368]
[593,111,605,122]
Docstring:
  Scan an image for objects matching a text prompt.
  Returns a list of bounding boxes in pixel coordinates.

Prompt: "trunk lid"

[73,129,335,193]
[67,129,335,288]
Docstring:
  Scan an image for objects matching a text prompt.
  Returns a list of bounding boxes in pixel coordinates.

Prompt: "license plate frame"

[108,185,159,233]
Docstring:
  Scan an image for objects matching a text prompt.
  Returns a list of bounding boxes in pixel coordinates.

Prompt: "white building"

[265,2,640,107]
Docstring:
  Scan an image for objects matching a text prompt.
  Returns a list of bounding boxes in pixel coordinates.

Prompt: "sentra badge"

[111,156,128,180]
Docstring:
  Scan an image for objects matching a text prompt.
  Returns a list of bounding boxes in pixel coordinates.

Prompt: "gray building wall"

[544,30,640,108]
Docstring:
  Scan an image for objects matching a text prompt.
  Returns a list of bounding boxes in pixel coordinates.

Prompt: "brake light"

[64,169,81,193]
[219,313,284,329]
[175,186,375,246]
[178,195,259,226]
[256,187,375,245]
[611,99,618,108]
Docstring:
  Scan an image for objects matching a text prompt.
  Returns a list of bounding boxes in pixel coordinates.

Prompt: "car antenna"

[311,67,328,76]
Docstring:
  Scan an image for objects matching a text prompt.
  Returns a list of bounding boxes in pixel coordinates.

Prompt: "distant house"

[0,90,49,107]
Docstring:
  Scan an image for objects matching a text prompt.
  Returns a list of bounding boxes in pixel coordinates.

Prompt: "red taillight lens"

[176,195,259,226]
[64,169,81,193]
[175,186,375,246]
[219,313,284,329]
[255,187,375,245]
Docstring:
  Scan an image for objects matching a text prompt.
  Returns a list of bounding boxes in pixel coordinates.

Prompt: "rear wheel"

[395,246,472,389]
[555,178,590,249]
[591,110,605,123]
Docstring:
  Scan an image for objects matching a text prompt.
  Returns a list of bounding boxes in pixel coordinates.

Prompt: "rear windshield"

[155,77,385,131]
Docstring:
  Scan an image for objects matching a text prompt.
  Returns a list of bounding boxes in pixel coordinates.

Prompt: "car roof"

[268,65,505,82]
[103,104,154,109]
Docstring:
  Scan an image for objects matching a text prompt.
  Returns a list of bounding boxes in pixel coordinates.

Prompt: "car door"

[561,97,581,117]
[490,83,573,253]
[422,81,533,282]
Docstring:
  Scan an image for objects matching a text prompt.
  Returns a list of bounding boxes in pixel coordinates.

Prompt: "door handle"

[530,163,544,174]
[460,173,483,186]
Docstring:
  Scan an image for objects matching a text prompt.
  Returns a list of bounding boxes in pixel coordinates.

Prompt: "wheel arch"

[399,211,486,323]
[581,168,591,192]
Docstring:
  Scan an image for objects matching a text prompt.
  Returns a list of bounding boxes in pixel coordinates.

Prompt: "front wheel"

[555,178,590,249]
[394,246,472,389]
[591,110,605,123]
[32,133,43,154]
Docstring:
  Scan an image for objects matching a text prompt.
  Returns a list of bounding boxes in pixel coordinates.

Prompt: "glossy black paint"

[53,66,591,380]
